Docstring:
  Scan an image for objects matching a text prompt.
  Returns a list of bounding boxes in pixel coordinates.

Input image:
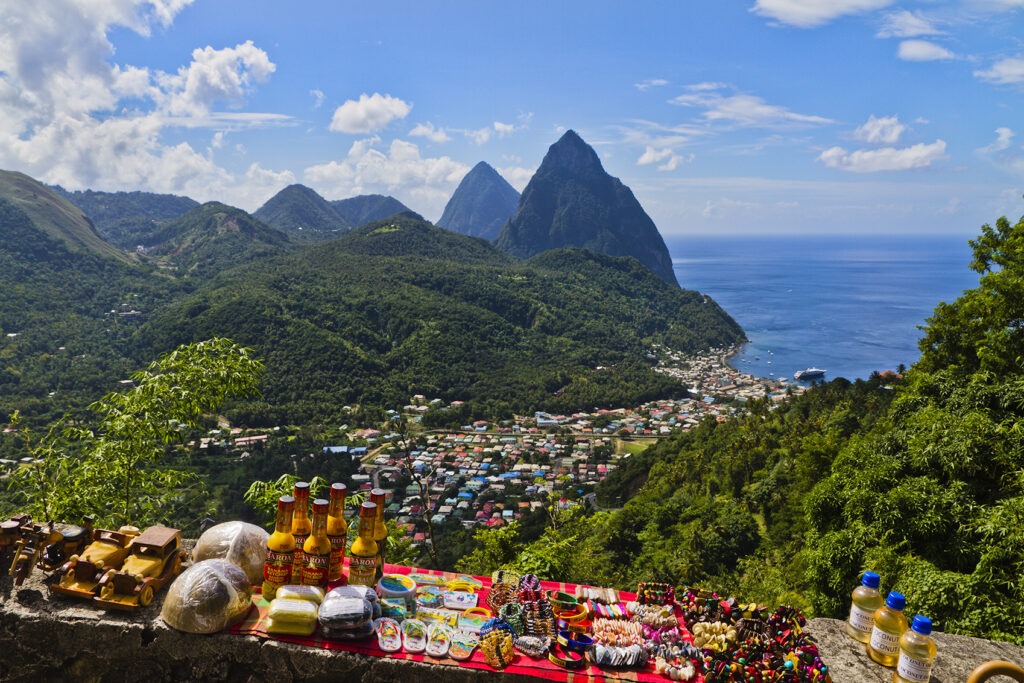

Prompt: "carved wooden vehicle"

[9,521,63,585]
[50,526,140,599]
[95,526,183,610]
[0,514,31,565]
[39,517,94,571]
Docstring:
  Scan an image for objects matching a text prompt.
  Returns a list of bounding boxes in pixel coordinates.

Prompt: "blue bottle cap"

[885,591,906,611]
[911,615,932,635]
[861,571,880,588]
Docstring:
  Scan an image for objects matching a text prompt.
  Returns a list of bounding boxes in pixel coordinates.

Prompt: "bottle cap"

[293,481,310,500]
[861,571,880,588]
[330,482,347,497]
[359,501,377,519]
[278,495,295,510]
[911,615,932,635]
[312,499,328,514]
[885,591,906,611]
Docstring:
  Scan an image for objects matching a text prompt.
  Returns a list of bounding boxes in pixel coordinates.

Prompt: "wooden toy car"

[95,526,183,610]
[50,526,140,599]
[39,517,94,571]
[0,514,31,565]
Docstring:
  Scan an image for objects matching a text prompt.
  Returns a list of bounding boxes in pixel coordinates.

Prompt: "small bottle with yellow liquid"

[326,483,348,583]
[290,481,312,584]
[347,501,378,587]
[261,495,295,600]
[894,615,937,683]
[868,591,909,667]
[371,488,387,581]
[300,498,331,587]
[846,570,883,643]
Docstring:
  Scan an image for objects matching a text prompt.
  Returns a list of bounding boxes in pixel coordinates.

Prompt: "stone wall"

[2,569,1023,683]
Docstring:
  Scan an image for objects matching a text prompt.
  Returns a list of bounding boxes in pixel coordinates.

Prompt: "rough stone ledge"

[2,572,1023,683]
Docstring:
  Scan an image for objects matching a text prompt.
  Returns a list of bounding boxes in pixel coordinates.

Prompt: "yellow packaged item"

[268,597,319,624]
[266,616,317,636]
[277,585,325,604]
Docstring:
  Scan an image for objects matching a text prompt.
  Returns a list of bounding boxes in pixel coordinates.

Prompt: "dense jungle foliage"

[463,215,1024,645]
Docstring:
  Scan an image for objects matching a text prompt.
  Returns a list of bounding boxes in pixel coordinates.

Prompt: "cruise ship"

[794,367,826,380]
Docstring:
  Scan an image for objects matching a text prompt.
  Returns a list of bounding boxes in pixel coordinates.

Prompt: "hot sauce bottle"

[326,483,348,583]
[290,481,312,584]
[347,501,378,587]
[300,498,331,587]
[371,488,388,580]
[261,495,295,600]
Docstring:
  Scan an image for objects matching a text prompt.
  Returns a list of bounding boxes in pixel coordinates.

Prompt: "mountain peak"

[437,161,520,240]
[253,184,350,239]
[495,132,679,286]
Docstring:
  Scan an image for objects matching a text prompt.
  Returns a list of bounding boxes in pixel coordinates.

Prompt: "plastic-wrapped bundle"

[191,521,269,585]
[319,584,379,637]
[160,559,253,634]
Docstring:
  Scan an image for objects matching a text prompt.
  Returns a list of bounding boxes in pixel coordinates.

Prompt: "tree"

[5,338,263,529]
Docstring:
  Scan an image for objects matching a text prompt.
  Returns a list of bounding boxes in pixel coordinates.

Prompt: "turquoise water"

[668,234,980,382]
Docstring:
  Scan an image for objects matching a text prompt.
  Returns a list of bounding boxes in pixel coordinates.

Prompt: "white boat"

[794,367,826,380]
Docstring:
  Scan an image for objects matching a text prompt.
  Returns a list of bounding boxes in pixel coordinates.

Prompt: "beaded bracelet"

[518,573,542,591]
[486,582,515,612]
[514,635,551,659]
[498,602,524,635]
[636,581,675,606]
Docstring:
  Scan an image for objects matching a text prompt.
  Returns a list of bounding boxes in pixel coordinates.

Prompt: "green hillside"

[0,171,131,263]
[138,214,744,421]
[52,186,198,249]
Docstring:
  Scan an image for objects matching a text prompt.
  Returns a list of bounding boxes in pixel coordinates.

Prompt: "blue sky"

[3,1,1024,236]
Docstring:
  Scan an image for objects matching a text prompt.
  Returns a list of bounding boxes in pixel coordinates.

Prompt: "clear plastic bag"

[191,521,269,586]
[160,559,253,634]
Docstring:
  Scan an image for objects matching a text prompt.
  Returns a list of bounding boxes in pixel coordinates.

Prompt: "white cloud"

[671,84,833,128]
[978,127,1015,153]
[855,115,906,144]
[635,78,669,91]
[304,137,468,219]
[877,10,944,38]
[897,40,954,62]
[637,145,688,171]
[974,57,1024,84]
[409,122,451,143]
[817,140,947,172]
[310,89,324,109]
[493,121,516,137]
[454,119,527,145]
[159,41,275,116]
[750,0,894,28]
[329,93,411,134]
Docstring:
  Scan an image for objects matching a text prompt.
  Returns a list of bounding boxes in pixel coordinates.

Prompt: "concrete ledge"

[2,570,1023,682]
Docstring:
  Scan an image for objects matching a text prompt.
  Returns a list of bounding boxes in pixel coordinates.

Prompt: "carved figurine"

[95,525,183,610]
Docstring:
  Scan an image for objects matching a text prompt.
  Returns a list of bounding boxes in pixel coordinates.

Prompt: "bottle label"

[263,549,292,584]
[896,653,932,682]
[869,626,900,655]
[300,552,330,587]
[848,603,875,632]
[328,534,346,581]
[348,554,378,586]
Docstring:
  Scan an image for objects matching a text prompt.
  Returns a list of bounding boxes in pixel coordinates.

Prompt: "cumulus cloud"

[637,146,688,171]
[497,165,535,192]
[670,84,833,128]
[750,0,894,28]
[877,10,944,38]
[455,119,527,145]
[898,40,954,62]
[817,140,947,172]
[635,78,669,91]
[158,41,275,116]
[304,137,468,219]
[974,57,1024,84]
[855,115,906,144]
[409,122,451,143]
[329,93,411,134]
[0,1,290,207]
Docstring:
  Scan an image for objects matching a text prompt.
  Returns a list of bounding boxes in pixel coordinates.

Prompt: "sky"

[3,1,1024,236]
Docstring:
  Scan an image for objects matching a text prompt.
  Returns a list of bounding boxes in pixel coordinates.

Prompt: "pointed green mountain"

[495,130,678,286]
[253,184,351,240]
[331,194,411,227]
[437,161,520,240]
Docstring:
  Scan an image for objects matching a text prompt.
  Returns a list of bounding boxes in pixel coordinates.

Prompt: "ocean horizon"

[667,233,981,382]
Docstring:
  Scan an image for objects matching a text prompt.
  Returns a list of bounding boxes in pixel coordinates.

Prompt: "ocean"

[668,234,981,382]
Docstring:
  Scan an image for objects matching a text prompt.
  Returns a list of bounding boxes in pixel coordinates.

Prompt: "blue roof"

[322,446,349,454]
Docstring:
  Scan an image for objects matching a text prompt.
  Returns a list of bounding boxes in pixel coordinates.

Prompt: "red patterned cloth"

[229,562,676,682]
